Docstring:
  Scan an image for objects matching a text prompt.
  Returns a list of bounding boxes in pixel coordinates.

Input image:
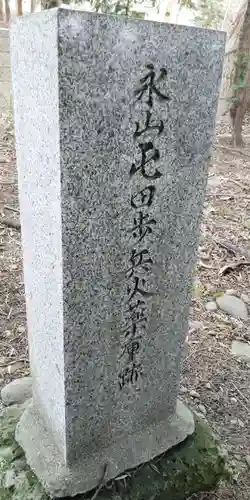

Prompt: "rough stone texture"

[16,399,194,498]
[231,340,250,361]
[10,7,225,497]
[216,295,248,320]
[1,378,32,406]
[0,410,229,500]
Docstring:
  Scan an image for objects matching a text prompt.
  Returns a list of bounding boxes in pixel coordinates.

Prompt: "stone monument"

[10,8,225,498]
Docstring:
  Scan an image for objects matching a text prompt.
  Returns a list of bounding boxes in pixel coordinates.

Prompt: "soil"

[0,114,250,499]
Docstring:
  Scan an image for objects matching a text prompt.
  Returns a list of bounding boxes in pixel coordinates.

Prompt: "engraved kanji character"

[127,276,154,302]
[122,300,147,337]
[120,337,141,361]
[134,64,170,108]
[127,249,153,278]
[122,320,138,339]
[134,110,164,138]
[126,299,147,324]
[129,211,156,243]
[130,141,162,180]
[118,362,142,389]
[131,186,156,209]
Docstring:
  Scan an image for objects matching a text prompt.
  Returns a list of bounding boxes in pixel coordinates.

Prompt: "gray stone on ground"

[206,301,217,312]
[189,320,204,332]
[231,340,250,361]
[2,399,32,419]
[207,176,223,188]
[1,377,32,406]
[190,390,200,399]
[216,295,248,320]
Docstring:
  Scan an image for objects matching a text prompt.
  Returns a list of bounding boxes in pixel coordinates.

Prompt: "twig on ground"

[218,134,250,138]
[231,381,250,412]
[228,178,250,191]
[214,239,250,261]
[0,341,17,351]
[218,145,250,159]
[0,358,28,367]
[4,205,19,214]
[90,464,108,500]
[219,261,250,276]
[0,218,20,230]
[198,260,213,269]
[185,346,214,362]
[230,385,250,417]
[7,307,12,320]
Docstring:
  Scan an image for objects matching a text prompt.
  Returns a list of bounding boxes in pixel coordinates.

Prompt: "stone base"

[0,407,230,500]
[15,399,194,498]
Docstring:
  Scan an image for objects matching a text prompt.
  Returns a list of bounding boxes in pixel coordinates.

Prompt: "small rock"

[1,377,32,406]
[179,386,188,394]
[4,469,16,488]
[226,289,238,296]
[230,418,244,428]
[2,398,31,418]
[198,404,207,415]
[231,340,250,362]
[245,455,250,468]
[206,301,217,312]
[4,330,12,338]
[189,320,203,332]
[0,447,15,460]
[216,295,248,320]
[230,397,238,404]
[193,277,201,287]
[189,389,200,399]
[207,176,222,188]
[238,418,245,428]
[205,382,212,390]
[2,405,25,418]
[231,318,244,330]
[230,419,237,425]
[17,326,26,334]
[219,447,228,460]
[241,293,250,304]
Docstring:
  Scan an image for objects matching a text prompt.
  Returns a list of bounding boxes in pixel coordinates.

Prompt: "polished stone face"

[11,8,225,495]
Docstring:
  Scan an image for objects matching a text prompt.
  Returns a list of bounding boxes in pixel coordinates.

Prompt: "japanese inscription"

[118,64,170,390]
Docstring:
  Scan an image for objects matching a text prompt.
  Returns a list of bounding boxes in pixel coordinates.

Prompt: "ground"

[0,114,250,499]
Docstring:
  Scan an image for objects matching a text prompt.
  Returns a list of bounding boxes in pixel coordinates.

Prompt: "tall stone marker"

[10,8,225,498]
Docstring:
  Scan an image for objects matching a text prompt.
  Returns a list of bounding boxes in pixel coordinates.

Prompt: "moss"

[86,417,230,500]
[0,412,229,500]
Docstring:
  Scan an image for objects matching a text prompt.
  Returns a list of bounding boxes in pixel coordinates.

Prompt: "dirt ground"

[0,114,250,499]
